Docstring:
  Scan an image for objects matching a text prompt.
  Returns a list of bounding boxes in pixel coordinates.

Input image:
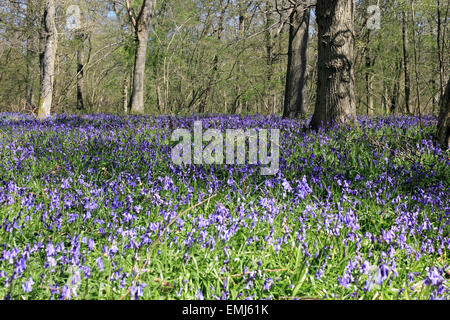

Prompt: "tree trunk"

[234,1,246,115]
[365,29,373,115]
[436,78,450,149]
[129,0,156,115]
[402,11,412,114]
[283,1,310,118]
[390,58,402,114]
[411,1,422,129]
[26,39,34,110]
[76,32,87,111]
[310,0,356,129]
[37,0,57,119]
[437,0,444,100]
[25,0,35,111]
[265,0,274,115]
[122,72,129,114]
[201,0,229,114]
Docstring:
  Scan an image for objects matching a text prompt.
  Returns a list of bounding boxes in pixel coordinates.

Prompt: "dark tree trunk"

[436,78,450,149]
[310,0,356,129]
[283,1,310,118]
[37,0,57,119]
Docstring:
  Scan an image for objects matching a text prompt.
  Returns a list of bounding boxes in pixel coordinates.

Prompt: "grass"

[0,113,448,300]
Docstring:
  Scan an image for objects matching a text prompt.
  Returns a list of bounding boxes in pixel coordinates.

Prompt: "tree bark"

[365,29,373,115]
[122,72,129,114]
[265,0,274,115]
[37,0,57,119]
[200,0,229,114]
[76,32,87,111]
[437,0,443,100]
[411,1,422,129]
[402,10,412,114]
[128,0,156,115]
[389,58,402,115]
[25,0,35,110]
[233,1,246,115]
[283,1,310,118]
[310,0,356,129]
[436,78,450,149]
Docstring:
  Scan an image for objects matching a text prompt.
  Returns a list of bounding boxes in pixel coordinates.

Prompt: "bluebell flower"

[22,276,34,293]
[195,289,204,300]
[425,267,444,286]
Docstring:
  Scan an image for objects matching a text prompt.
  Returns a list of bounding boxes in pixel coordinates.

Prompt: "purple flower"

[22,276,34,293]
[130,283,146,300]
[425,267,444,286]
[96,257,104,271]
[262,278,273,291]
[195,289,204,300]
[374,264,389,285]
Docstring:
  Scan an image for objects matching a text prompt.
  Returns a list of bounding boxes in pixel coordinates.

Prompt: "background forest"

[0,0,448,117]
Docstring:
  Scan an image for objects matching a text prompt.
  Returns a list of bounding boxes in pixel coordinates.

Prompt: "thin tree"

[37,0,57,119]
[402,10,411,114]
[265,0,274,115]
[410,1,422,129]
[283,0,310,118]
[436,78,449,149]
[126,0,157,115]
[25,0,36,111]
[310,0,356,129]
[75,30,87,111]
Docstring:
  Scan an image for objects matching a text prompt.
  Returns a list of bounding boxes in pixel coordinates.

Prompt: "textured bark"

[436,78,450,149]
[283,1,310,118]
[402,11,411,114]
[310,0,356,129]
[37,0,57,119]
[129,0,156,115]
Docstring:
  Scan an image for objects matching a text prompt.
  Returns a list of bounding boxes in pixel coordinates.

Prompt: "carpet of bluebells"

[0,112,448,300]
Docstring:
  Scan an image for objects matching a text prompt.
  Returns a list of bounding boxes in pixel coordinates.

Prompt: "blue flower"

[195,289,204,300]
[425,267,444,286]
[22,276,34,293]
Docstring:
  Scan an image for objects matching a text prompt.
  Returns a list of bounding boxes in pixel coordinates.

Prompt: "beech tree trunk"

[128,0,156,115]
[37,0,57,119]
[436,78,450,149]
[283,1,310,118]
[310,0,356,129]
